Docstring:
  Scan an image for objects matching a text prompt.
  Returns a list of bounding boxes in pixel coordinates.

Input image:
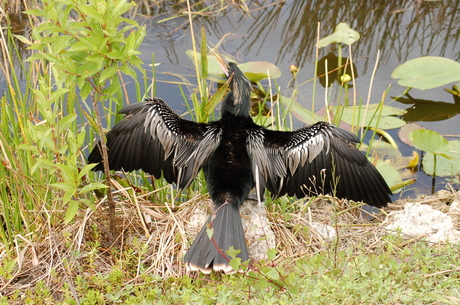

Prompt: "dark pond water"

[2,0,460,199]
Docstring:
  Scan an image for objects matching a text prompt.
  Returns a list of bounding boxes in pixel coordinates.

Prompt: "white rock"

[240,200,276,261]
[309,222,337,241]
[382,202,460,243]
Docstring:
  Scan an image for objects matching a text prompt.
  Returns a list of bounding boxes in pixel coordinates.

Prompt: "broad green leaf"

[186,49,235,76]
[392,56,460,90]
[23,8,44,17]
[422,140,460,176]
[373,159,403,193]
[409,129,450,156]
[64,200,80,224]
[13,34,33,45]
[68,40,92,52]
[278,95,321,124]
[265,268,280,280]
[78,5,104,23]
[77,62,98,78]
[99,66,118,83]
[185,50,281,80]
[332,104,406,116]
[317,23,360,47]
[58,114,77,133]
[79,183,109,194]
[266,248,277,260]
[206,227,214,239]
[238,61,282,81]
[229,257,241,272]
[339,111,406,130]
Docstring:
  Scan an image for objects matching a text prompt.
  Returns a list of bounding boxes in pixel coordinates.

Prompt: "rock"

[382,202,460,243]
[240,200,276,261]
[309,222,337,241]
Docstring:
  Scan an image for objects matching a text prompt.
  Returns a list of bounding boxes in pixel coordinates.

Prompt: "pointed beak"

[208,47,229,77]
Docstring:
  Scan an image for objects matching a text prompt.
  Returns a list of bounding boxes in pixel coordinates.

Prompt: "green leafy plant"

[14,0,147,235]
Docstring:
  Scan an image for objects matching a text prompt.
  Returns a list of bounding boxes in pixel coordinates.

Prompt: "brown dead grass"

[1,181,459,300]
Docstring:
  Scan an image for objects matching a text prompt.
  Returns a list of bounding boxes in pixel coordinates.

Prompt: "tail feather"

[184,203,249,274]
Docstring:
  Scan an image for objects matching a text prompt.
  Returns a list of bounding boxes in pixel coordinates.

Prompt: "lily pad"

[332,104,406,116]
[337,108,406,130]
[278,95,321,124]
[185,49,234,76]
[392,56,460,90]
[422,140,460,177]
[317,23,360,48]
[398,123,424,147]
[373,159,403,193]
[237,61,282,81]
[186,50,281,81]
[408,129,450,157]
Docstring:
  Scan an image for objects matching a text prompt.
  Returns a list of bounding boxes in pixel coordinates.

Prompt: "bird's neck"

[221,92,251,118]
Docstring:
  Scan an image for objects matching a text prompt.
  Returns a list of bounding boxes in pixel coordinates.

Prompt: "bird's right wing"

[247,122,391,207]
[88,98,222,189]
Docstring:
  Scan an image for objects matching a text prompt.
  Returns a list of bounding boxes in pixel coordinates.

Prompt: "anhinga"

[88,62,392,274]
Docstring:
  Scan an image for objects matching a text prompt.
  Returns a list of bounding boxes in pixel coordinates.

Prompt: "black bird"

[88,62,392,274]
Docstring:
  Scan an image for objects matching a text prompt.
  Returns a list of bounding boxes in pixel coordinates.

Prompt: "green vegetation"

[1,0,459,304]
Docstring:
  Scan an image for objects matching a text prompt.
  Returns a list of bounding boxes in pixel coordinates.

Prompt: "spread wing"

[88,98,222,189]
[247,122,391,207]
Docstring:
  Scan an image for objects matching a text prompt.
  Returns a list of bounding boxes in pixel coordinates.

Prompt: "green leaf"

[229,257,241,273]
[265,268,280,280]
[206,227,214,239]
[79,81,92,101]
[186,50,281,80]
[77,62,98,78]
[78,163,98,179]
[340,113,406,130]
[99,66,118,83]
[333,104,406,116]
[422,140,460,176]
[186,49,234,75]
[13,34,33,45]
[119,64,137,80]
[278,95,321,124]
[409,129,450,156]
[80,183,109,194]
[23,8,44,17]
[78,5,104,24]
[266,248,277,261]
[64,200,80,224]
[392,56,460,90]
[205,79,229,116]
[51,182,75,193]
[238,61,282,81]
[58,114,77,133]
[333,104,407,130]
[67,40,91,53]
[317,23,360,47]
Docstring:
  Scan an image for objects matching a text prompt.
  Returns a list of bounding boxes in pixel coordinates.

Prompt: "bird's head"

[221,62,252,117]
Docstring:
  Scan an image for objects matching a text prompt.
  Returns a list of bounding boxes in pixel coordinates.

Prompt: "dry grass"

[2,181,459,300]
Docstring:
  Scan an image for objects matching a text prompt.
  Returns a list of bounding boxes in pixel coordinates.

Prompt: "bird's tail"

[184,202,249,274]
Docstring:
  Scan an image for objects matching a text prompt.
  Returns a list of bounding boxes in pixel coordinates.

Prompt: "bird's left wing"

[247,122,391,207]
[88,98,222,189]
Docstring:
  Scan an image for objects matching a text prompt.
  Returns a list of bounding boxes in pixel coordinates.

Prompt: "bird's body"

[88,62,392,274]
